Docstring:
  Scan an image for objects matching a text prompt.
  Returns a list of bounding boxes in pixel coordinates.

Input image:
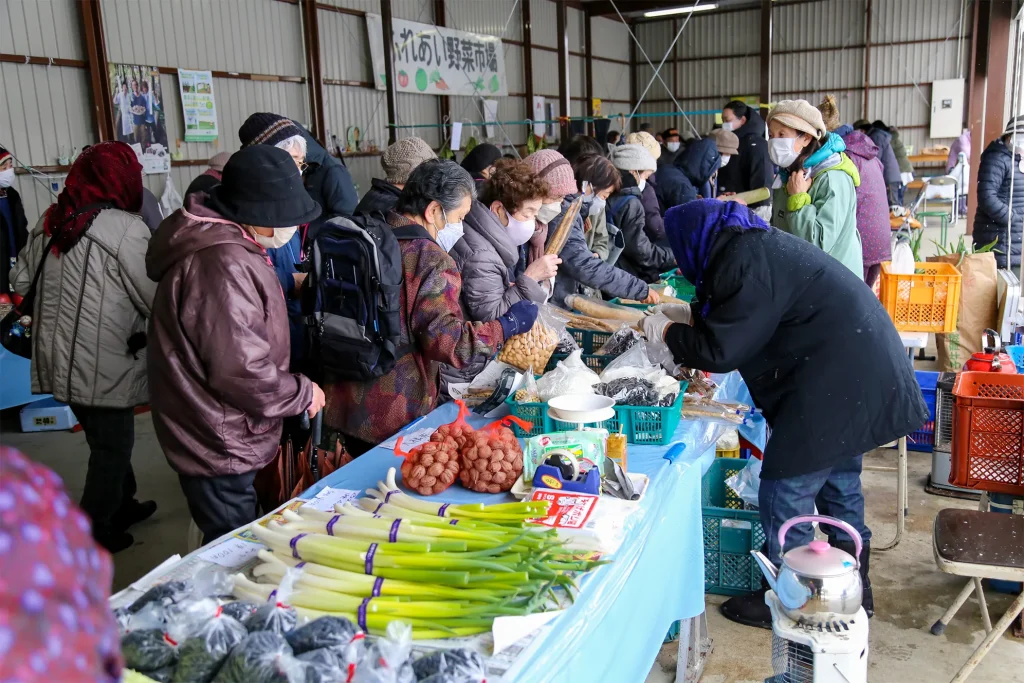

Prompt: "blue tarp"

[303,372,757,682]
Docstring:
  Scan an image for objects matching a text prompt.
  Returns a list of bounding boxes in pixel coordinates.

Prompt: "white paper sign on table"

[491,610,563,656]
[304,486,361,512]
[198,536,264,568]
[380,427,435,450]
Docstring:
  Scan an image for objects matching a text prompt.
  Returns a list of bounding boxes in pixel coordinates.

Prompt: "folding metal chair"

[931,503,1024,682]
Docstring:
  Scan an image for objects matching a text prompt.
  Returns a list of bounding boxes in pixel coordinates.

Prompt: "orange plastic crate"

[950,372,1024,497]
[879,261,961,333]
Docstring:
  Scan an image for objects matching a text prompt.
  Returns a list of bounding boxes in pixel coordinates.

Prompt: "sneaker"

[112,499,157,531]
[95,530,135,554]
[720,586,772,629]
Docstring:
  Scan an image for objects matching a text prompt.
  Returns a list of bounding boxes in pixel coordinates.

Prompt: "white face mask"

[768,137,800,168]
[0,168,14,188]
[720,155,731,167]
[251,226,297,250]
[721,121,735,132]
[588,195,606,217]
[536,201,562,224]
[666,141,681,153]
[437,207,464,252]
[637,178,647,192]
[501,207,537,246]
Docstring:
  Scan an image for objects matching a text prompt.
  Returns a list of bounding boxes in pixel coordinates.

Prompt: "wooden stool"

[931,508,1024,682]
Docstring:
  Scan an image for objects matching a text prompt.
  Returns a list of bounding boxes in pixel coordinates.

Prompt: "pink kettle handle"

[777,515,863,560]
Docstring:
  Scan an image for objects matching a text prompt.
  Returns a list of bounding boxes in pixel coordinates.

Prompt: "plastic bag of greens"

[121,603,178,672]
[297,649,349,683]
[285,615,363,658]
[411,648,486,682]
[593,377,661,406]
[213,631,306,683]
[352,621,414,683]
[594,324,642,357]
[171,601,248,683]
[244,601,298,634]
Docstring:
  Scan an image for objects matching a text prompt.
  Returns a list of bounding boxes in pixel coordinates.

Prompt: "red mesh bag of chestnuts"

[458,415,532,493]
[396,401,473,496]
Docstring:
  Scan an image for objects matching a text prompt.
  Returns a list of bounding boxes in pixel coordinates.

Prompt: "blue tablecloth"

[303,372,759,682]
[0,349,50,410]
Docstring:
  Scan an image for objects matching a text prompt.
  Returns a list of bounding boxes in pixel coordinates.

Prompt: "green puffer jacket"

[772,153,864,277]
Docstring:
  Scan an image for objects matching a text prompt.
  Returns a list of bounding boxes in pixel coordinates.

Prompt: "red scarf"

[44,142,142,254]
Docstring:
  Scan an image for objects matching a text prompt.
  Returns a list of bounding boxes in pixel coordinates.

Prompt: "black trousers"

[178,471,258,546]
[71,405,137,536]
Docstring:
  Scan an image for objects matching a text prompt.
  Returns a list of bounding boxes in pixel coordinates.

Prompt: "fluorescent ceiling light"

[644,4,718,17]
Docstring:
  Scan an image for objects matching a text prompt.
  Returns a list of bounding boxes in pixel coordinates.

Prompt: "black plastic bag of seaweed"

[352,622,414,683]
[594,377,660,406]
[411,648,486,683]
[121,603,178,672]
[213,632,307,683]
[219,600,259,623]
[171,603,248,683]
[286,616,360,655]
[129,581,192,614]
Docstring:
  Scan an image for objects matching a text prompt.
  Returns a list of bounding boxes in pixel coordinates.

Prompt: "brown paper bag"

[928,252,999,372]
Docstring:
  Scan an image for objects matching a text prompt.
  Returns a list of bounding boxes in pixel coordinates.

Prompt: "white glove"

[640,312,673,344]
[656,303,692,325]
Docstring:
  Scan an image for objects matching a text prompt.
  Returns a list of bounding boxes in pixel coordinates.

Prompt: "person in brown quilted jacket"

[146,146,326,544]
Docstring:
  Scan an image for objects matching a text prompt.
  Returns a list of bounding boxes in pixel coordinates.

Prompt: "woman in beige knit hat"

[765,99,863,277]
[625,132,668,243]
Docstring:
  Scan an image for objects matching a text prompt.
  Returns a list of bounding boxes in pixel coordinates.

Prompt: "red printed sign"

[530,490,598,529]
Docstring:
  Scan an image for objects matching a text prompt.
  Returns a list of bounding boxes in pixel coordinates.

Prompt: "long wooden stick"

[545,196,584,257]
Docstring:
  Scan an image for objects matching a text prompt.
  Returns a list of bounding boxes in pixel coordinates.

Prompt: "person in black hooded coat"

[640,200,927,630]
[0,147,28,297]
[296,125,358,231]
[973,116,1024,268]
[654,137,721,211]
[718,101,774,211]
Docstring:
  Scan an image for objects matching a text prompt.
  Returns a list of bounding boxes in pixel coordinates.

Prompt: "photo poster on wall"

[366,14,508,97]
[109,63,170,174]
[178,69,219,142]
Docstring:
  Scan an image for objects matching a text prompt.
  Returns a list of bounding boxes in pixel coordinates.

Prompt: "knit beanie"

[0,147,11,166]
[238,112,304,148]
[766,99,827,140]
[610,144,657,172]
[625,132,661,160]
[708,129,739,156]
[381,137,437,185]
[815,95,841,132]
[461,143,503,177]
[1003,115,1024,138]
[525,149,577,197]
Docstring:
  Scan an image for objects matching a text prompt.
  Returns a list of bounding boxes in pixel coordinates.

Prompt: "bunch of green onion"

[234,468,606,639]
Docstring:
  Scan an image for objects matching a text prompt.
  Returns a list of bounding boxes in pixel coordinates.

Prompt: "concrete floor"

[4,213,1022,681]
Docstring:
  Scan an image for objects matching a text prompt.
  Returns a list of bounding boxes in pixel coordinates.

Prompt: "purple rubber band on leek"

[296,561,306,569]
[384,489,398,503]
[290,533,307,559]
[438,503,450,517]
[364,543,378,574]
[268,590,277,603]
[326,515,340,536]
[357,598,370,632]
[373,501,384,514]
[388,519,400,543]
[372,577,384,597]
[449,519,458,525]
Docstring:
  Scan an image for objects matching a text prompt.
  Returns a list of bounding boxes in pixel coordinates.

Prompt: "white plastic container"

[20,398,78,432]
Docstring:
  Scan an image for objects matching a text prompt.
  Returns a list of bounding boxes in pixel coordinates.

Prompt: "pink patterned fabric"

[0,446,122,682]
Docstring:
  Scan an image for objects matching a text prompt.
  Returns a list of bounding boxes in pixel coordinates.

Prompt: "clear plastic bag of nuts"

[497,304,568,373]
[459,416,533,493]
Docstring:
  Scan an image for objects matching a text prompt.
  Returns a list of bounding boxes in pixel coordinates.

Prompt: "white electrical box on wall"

[931,78,966,139]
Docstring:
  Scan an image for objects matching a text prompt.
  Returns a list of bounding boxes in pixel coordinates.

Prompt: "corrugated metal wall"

[635,0,971,154]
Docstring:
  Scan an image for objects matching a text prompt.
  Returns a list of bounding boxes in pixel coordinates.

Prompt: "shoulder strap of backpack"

[606,195,634,224]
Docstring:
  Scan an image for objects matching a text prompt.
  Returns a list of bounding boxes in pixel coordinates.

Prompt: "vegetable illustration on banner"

[177,69,219,142]
[366,14,508,97]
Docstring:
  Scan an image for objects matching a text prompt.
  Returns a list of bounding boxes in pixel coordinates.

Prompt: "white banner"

[366,14,508,97]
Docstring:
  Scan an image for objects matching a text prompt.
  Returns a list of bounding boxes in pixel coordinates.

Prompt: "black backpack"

[302,214,408,380]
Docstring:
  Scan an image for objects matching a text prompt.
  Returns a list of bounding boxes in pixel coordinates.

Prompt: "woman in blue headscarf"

[642,199,927,629]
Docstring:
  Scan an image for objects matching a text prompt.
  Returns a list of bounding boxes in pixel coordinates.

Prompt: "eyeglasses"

[297,161,308,174]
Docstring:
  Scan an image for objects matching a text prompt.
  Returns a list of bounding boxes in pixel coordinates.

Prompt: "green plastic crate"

[505,386,686,445]
[658,271,697,303]
[544,353,615,373]
[702,458,765,596]
[566,327,613,353]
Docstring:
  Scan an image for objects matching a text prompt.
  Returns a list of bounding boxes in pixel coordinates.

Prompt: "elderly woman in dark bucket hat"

[146,145,327,544]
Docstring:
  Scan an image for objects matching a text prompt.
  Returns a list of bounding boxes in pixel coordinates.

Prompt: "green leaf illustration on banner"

[415,68,428,91]
[489,74,500,93]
